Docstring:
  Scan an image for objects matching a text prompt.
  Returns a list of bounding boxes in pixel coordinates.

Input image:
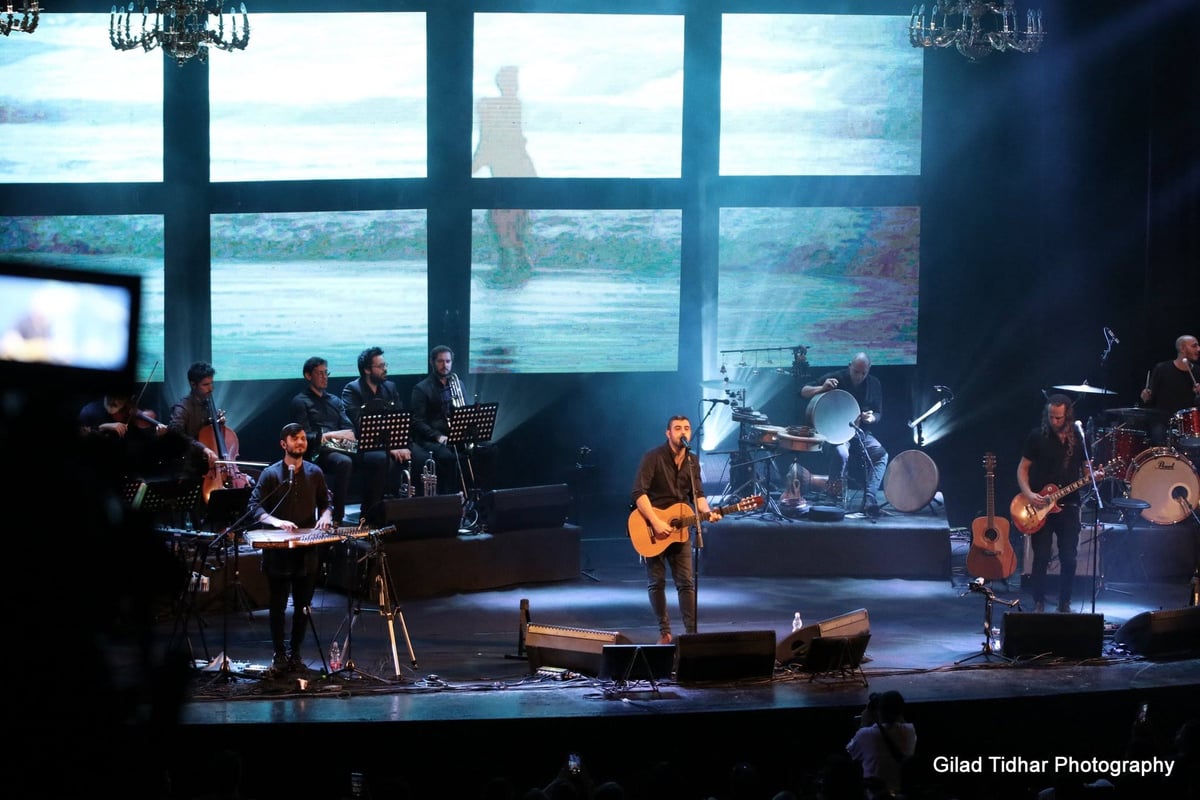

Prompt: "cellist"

[168,361,221,479]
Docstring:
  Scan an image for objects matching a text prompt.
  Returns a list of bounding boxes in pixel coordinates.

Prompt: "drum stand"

[331,530,417,683]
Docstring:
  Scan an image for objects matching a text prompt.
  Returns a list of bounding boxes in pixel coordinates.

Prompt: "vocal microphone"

[1104,327,1120,344]
[679,436,690,450]
[287,464,295,484]
[1074,420,1086,436]
[704,398,731,405]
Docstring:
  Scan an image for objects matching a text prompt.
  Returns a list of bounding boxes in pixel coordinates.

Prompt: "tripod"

[724,446,785,519]
[956,579,1019,665]
[330,529,417,682]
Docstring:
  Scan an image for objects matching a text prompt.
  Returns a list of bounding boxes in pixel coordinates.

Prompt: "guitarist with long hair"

[1016,394,1091,614]
[631,415,723,645]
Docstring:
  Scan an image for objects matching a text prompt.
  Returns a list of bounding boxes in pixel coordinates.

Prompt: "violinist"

[168,361,220,478]
[79,392,167,440]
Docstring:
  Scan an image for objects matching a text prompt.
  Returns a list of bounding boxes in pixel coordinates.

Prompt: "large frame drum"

[806,389,860,445]
[1125,448,1200,525]
[882,449,940,512]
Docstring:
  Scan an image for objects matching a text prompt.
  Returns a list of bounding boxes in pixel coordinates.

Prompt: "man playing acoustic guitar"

[631,415,723,645]
[1016,394,1093,614]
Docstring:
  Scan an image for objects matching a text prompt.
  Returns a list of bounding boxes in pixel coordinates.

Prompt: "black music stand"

[123,477,203,525]
[447,402,499,530]
[358,410,411,453]
[202,486,252,532]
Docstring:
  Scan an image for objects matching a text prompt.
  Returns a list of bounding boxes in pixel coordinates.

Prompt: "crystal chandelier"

[909,2,1044,61]
[110,1,249,67]
[1,1,40,37]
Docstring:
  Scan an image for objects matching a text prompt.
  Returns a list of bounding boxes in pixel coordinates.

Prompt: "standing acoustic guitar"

[967,453,1016,580]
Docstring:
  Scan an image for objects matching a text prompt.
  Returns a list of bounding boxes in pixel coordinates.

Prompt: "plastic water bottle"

[792,612,803,632]
[1190,569,1199,607]
[329,640,342,672]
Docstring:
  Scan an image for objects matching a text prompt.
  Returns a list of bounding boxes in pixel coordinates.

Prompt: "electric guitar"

[1009,466,1104,535]
[627,496,764,558]
[966,453,1016,580]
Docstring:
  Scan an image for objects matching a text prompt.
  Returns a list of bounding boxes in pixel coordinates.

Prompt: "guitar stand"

[955,582,1019,665]
[330,531,417,683]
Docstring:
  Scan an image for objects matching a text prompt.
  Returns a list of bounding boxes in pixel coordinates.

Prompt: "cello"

[198,393,253,502]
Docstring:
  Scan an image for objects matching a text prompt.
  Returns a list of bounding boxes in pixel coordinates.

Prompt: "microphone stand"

[684,441,704,633]
[1076,427,1111,612]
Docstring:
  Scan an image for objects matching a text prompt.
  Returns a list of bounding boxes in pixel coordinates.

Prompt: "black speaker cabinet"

[1113,606,1200,657]
[525,623,631,677]
[374,494,463,538]
[482,484,570,532]
[674,630,777,683]
[776,608,870,664]
[1001,612,1105,659]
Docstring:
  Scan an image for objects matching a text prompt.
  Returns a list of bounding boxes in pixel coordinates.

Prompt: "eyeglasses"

[371,362,387,370]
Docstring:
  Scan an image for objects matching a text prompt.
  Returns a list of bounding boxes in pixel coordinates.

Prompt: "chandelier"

[909,2,1044,61]
[1,2,39,37]
[110,1,249,67]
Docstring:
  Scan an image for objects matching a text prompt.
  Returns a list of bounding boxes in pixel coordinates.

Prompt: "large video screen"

[473,13,684,179]
[0,215,163,380]
[210,210,429,381]
[209,13,428,182]
[721,14,922,176]
[0,15,164,183]
[717,206,920,366]
[470,208,682,373]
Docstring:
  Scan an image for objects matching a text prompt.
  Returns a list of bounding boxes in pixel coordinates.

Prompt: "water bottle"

[792,612,803,632]
[1190,569,1199,607]
[329,640,342,671]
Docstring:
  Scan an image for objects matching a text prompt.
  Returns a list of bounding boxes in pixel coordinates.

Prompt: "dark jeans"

[645,541,696,637]
[1029,504,1080,608]
[266,573,317,654]
[826,431,889,505]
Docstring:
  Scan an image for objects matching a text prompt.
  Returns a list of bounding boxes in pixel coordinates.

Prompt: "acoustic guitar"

[1009,466,1104,535]
[627,496,763,558]
[966,453,1016,580]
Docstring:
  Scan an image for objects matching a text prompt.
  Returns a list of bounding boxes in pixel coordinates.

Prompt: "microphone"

[679,436,690,450]
[704,398,731,405]
[287,464,295,484]
[1104,327,1120,344]
[849,420,863,431]
[1074,420,1086,436]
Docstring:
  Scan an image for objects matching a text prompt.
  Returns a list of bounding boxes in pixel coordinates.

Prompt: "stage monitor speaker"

[374,494,462,538]
[674,630,777,683]
[776,608,870,664]
[600,644,676,682]
[1001,612,1104,659]
[1113,606,1200,657]
[482,484,570,532]
[802,633,872,675]
[525,623,631,677]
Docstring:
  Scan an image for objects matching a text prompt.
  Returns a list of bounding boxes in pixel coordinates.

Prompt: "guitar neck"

[1047,475,1091,502]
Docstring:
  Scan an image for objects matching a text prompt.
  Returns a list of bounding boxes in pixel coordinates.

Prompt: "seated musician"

[341,347,422,523]
[411,344,494,495]
[800,352,889,513]
[167,361,220,479]
[247,423,333,673]
[290,356,356,526]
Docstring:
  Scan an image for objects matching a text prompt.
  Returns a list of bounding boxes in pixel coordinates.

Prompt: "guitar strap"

[876,722,910,765]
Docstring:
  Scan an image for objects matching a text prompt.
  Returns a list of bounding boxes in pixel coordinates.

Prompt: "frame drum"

[806,389,860,445]
[882,449,939,512]
[1125,447,1200,525]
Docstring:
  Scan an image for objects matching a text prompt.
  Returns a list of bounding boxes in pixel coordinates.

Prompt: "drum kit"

[1087,404,1200,525]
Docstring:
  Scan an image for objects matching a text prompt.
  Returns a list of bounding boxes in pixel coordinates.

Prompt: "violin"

[198,394,253,502]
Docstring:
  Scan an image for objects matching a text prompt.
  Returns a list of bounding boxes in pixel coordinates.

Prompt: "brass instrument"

[449,372,467,408]
[422,457,438,497]
[322,435,358,455]
[399,465,414,498]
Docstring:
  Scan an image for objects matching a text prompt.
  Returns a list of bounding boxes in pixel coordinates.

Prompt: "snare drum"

[1125,447,1200,525]
[1095,425,1146,473]
[1171,408,1200,450]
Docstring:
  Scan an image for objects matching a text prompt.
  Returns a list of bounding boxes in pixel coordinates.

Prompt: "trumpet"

[449,372,467,408]
[399,465,414,498]
[422,457,438,497]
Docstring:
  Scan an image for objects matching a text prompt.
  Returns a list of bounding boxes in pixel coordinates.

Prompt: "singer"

[1015,395,1090,614]
[630,415,723,644]
[247,422,334,673]
[1138,334,1200,447]
[800,352,889,513]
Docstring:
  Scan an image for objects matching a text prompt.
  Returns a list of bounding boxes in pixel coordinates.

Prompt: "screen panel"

[0,15,164,184]
[473,13,684,179]
[717,206,920,366]
[0,215,163,381]
[721,14,922,176]
[209,13,428,182]
[470,208,681,374]
[210,210,429,381]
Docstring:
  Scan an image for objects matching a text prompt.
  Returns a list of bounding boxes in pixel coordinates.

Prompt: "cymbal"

[1101,407,1155,419]
[700,379,748,390]
[1052,382,1116,395]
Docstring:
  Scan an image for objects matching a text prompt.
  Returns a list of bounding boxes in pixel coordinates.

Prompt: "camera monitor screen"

[0,262,140,392]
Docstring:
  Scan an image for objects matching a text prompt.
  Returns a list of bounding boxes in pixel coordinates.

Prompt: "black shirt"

[630,442,705,510]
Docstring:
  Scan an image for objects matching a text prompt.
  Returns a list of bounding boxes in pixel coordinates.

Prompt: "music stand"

[358,410,411,453]
[447,403,499,528]
[202,486,252,533]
